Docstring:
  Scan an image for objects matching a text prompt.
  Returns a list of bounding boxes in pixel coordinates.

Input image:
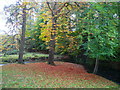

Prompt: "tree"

[18,3,27,64]
[18,1,39,64]
[39,2,69,65]
[80,2,119,74]
[4,0,38,64]
[39,2,89,64]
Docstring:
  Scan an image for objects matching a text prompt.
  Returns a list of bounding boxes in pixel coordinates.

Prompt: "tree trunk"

[93,58,99,74]
[46,2,66,65]
[18,5,26,64]
[48,14,56,65]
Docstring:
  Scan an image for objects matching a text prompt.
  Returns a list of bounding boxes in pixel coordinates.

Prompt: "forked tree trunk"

[18,5,26,64]
[93,58,99,74]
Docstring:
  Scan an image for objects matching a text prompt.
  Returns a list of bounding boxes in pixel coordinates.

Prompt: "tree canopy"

[2,1,119,73]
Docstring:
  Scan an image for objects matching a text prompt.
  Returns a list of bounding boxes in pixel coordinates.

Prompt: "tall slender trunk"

[18,5,26,64]
[48,15,56,65]
[93,57,99,74]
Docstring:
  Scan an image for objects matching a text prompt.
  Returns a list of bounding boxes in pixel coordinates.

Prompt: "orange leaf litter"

[3,61,115,84]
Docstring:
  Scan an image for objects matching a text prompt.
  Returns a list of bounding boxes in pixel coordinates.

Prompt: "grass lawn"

[1,61,119,88]
[0,53,62,64]
[0,53,49,64]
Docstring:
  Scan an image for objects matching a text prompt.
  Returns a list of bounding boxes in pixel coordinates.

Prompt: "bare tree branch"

[56,10,70,18]
[55,2,68,15]
[53,2,57,10]
[46,2,54,15]
[74,2,80,7]
[55,3,71,18]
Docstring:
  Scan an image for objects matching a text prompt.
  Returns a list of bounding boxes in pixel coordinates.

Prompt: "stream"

[0,61,38,66]
[0,64,6,66]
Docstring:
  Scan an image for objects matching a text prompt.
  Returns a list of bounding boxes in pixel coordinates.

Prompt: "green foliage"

[73,2,119,62]
[85,3,119,61]
[3,2,119,63]
[4,50,19,55]
[25,11,48,51]
[54,2,120,63]
[0,34,19,57]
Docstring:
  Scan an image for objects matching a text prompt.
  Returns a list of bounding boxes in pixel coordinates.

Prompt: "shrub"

[4,50,19,55]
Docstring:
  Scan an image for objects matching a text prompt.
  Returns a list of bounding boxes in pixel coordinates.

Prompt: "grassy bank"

[2,61,119,88]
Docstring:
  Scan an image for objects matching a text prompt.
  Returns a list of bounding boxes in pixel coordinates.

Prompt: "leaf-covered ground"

[2,61,119,88]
